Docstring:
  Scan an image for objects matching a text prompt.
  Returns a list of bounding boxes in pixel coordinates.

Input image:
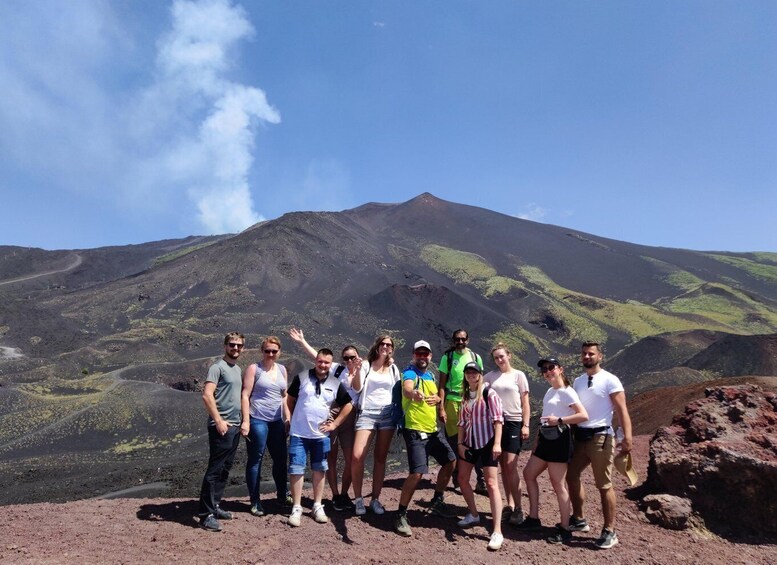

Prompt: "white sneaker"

[457,512,481,528]
[370,498,385,515]
[288,505,303,527]
[312,503,329,524]
[354,497,366,516]
[488,532,504,551]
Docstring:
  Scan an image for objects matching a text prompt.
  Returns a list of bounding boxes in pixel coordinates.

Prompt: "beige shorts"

[443,398,460,437]
[568,433,615,490]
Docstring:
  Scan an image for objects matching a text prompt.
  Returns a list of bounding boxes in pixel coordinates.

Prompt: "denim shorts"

[288,435,330,475]
[355,405,395,431]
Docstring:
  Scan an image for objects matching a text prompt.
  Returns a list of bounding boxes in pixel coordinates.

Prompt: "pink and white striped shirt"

[458,388,504,450]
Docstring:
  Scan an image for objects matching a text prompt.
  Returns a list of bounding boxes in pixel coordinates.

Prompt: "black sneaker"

[595,528,618,549]
[332,494,347,511]
[428,497,455,518]
[568,516,590,532]
[515,516,542,530]
[249,502,264,517]
[475,479,488,496]
[547,525,573,545]
[199,514,222,532]
[276,493,293,506]
[214,506,233,520]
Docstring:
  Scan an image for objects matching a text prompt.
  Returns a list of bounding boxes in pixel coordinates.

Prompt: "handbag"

[539,422,568,441]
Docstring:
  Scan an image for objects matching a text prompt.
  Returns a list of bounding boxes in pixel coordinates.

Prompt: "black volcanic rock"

[685,333,777,376]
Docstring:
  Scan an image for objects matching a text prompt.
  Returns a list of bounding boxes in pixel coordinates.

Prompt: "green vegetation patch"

[486,325,547,379]
[705,254,777,284]
[153,240,218,266]
[420,244,496,284]
[750,252,777,265]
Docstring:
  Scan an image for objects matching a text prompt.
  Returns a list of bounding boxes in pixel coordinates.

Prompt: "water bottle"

[615,427,624,452]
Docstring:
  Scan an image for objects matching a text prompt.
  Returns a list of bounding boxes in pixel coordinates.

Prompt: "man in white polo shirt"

[566,341,632,550]
[286,348,354,527]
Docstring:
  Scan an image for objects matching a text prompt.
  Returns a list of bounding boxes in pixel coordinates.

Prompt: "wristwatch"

[558,417,563,425]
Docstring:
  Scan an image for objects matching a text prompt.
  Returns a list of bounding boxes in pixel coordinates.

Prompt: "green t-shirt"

[438,349,483,403]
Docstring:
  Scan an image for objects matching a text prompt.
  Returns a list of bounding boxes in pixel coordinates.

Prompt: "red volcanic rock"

[646,385,777,539]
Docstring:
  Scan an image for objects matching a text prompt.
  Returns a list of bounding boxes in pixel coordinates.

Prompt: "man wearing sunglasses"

[198,332,246,532]
[286,347,355,526]
[566,341,632,550]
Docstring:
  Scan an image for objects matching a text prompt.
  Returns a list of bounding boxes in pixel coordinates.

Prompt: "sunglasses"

[227,343,244,349]
[540,364,556,373]
[380,342,394,348]
[342,355,356,361]
[588,375,594,388]
[454,337,468,343]
[264,349,279,355]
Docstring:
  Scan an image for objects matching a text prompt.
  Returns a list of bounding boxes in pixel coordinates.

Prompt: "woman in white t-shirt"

[483,343,530,526]
[350,335,401,516]
[520,357,588,545]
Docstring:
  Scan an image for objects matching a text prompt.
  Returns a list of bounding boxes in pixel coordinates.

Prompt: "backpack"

[443,349,481,395]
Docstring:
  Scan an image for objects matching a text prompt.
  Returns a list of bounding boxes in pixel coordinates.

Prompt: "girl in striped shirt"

[456,362,505,551]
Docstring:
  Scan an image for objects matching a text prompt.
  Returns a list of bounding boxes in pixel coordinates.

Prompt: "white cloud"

[516,203,547,222]
[0,0,279,236]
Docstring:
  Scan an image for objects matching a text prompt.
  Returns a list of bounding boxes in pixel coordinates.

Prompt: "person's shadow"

[136,499,201,528]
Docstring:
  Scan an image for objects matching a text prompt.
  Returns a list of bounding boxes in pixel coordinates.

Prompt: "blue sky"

[1,1,775,252]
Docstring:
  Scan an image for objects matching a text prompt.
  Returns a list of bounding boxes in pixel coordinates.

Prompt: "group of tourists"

[196,330,632,552]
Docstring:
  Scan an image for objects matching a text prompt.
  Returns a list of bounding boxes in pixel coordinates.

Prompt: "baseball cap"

[413,340,432,352]
[537,357,560,367]
[462,361,481,373]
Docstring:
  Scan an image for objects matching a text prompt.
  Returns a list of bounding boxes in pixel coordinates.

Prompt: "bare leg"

[500,451,522,510]
[522,454,546,519]
[341,443,353,497]
[567,462,587,520]
[399,473,423,507]
[290,474,304,507]
[351,429,374,499]
[485,466,502,535]
[371,429,394,500]
[601,487,617,530]
[458,460,478,516]
[436,461,454,494]
[326,446,339,497]
[312,470,326,506]
[547,462,571,528]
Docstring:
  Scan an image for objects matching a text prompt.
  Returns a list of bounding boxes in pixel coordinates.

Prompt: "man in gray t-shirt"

[198,332,245,532]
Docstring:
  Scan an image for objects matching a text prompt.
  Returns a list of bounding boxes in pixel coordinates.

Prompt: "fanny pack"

[539,422,568,441]
[573,425,608,442]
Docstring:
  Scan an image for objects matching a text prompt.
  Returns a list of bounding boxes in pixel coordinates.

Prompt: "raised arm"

[288,328,317,360]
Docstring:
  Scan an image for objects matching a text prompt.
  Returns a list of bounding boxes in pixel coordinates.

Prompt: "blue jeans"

[288,435,330,475]
[245,417,288,504]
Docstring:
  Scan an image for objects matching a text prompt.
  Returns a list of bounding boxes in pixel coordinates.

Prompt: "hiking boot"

[214,506,232,520]
[428,497,455,518]
[457,512,481,528]
[288,505,303,527]
[475,478,488,495]
[501,506,513,522]
[199,514,222,532]
[312,502,329,524]
[595,528,618,549]
[568,516,590,532]
[547,525,573,545]
[370,498,385,515]
[354,497,367,516]
[487,532,504,551]
[249,501,264,517]
[515,516,541,530]
[508,508,525,526]
[395,513,412,537]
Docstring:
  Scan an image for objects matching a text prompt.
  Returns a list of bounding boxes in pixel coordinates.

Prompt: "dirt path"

[0,252,82,286]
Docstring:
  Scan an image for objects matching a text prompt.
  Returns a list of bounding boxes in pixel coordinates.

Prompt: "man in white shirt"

[566,341,632,550]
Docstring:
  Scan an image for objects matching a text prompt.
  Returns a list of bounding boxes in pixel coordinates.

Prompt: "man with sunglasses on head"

[566,341,632,550]
[285,347,354,527]
[198,332,246,532]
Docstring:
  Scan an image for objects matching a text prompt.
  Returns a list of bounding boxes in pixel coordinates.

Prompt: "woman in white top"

[483,343,530,526]
[240,336,291,517]
[350,335,400,516]
[520,357,588,545]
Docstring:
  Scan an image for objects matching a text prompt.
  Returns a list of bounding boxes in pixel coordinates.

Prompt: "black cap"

[537,357,560,368]
[462,361,482,373]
